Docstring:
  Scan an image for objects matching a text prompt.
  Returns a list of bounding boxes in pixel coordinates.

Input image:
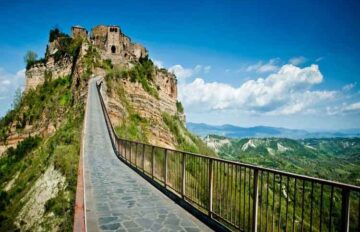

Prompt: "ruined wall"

[25,56,73,91]
[91,25,148,65]
[72,26,87,39]
[91,25,107,49]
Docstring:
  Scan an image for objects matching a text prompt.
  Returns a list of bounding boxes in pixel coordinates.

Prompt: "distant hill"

[187,122,360,139]
[204,135,360,185]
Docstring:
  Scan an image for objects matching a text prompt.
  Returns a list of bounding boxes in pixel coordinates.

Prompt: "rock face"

[15,165,66,231]
[103,77,179,148]
[25,56,73,91]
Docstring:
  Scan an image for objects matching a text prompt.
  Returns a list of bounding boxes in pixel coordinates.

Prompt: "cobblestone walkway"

[84,79,211,232]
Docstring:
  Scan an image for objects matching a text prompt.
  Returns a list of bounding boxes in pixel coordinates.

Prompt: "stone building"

[25,25,178,106]
[71,25,88,39]
[90,25,147,63]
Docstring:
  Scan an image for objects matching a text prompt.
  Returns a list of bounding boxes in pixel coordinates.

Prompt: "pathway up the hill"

[83,78,211,232]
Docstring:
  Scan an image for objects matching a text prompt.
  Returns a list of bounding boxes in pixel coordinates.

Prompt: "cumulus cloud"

[168,65,194,80]
[168,64,211,81]
[179,64,337,115]
[289,56,307,65]
[246,58,280,73]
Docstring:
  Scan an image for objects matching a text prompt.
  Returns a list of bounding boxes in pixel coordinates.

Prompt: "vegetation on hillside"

[0,69,83,230]
[0,75,74,144]
[25,28,83,71]
[104,56,159,98]
[208,136,360,185]
[162,113,215,156]
[0,26,92,231]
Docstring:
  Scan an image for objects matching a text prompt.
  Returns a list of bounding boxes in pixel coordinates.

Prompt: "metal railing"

[96,82,360,232]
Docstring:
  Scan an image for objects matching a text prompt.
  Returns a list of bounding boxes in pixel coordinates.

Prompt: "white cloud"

[168,64,211,81]
[168,65,194,80]
[326,102,360,115]
[0,68,25,96]
[153,59,164,68]
[246,58,279,73]
[0,67,25,116]
[342,82,357,91]
[289,56,307,65]
[179,64,337,115]
[343,102,360,112]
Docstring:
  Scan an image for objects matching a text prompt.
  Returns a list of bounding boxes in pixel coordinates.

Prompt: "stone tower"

[71,25,88,39]
[106,26,121,55]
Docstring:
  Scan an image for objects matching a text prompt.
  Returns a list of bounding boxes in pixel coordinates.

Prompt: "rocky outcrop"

[25,56,73,92]
[15,165,66,231]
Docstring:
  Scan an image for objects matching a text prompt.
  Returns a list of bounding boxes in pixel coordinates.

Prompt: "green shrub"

[115,113,149,143]
[105,57,159,98]
[176,101,184,113]
[49,27,70,43]
[24,51,46,70]
[162,113,215,156]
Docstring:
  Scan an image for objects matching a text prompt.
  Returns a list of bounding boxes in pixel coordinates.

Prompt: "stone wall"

[91,25,148,65]
[91,25,108,49]
[25,56,73,91]
[72,26,88,39]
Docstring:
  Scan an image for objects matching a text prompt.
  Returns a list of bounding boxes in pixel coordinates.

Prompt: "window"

[111,45,116,54]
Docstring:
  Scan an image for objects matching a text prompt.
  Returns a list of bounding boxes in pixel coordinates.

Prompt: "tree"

[24,50,38,69]
[12,87,22,110]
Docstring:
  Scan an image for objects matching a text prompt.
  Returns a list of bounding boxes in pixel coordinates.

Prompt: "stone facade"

[91,25,148,65]
[71,25,88,39]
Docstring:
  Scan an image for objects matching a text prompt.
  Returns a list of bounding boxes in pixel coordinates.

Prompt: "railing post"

[341,188,350,232]
[164,149,168,188]
[208,159,213,218]
[142,144,145,173]
[252,169,259,232]
[151,146,155,179]
[130,142,132,164]
[124,141,127,160]
[182,153,186,198]
[135,143,138,168]
[121,140,124,158]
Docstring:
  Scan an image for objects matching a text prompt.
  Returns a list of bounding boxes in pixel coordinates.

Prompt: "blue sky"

[0,0,359,130]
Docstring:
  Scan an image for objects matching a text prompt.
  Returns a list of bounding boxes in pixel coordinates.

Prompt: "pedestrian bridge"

[77,78,360,232]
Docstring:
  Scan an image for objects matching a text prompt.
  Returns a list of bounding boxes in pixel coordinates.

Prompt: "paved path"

[84,79,211,232]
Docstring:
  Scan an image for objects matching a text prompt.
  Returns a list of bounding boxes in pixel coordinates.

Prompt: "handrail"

[95,81,360,232]
[116,137,360,191]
